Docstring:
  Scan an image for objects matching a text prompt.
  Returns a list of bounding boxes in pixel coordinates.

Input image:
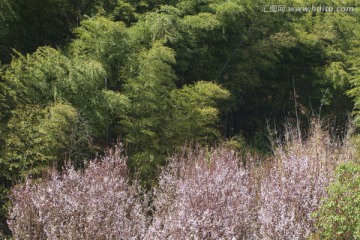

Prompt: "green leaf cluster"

[313,163,360,239]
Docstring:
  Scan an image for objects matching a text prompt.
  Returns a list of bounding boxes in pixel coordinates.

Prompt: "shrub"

[258,122,352,239]
[146,147,258,239]
[8,145,148,239]
[313,162,360,240]
[7,122,354,239]
[146,122,353,239]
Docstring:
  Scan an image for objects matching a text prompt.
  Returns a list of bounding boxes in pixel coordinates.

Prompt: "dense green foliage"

[314,163,360,239]
[0,0,359,235]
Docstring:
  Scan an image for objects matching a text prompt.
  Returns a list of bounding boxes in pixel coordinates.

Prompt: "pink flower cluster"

[147,148,257,239]
[8,145,148,239]
[258,124,351,239]
[8,125,352,239]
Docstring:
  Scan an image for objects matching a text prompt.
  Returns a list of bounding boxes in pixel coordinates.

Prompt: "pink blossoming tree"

[8,123,354,239]
[147,147,258,239]
[8,145,149,239]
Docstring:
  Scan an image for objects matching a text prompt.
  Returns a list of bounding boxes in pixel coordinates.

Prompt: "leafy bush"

[8,145,149,239]
[313,162,360,240]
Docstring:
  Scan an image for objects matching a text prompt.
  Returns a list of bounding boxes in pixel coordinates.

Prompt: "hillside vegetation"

[0,0,359,237]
